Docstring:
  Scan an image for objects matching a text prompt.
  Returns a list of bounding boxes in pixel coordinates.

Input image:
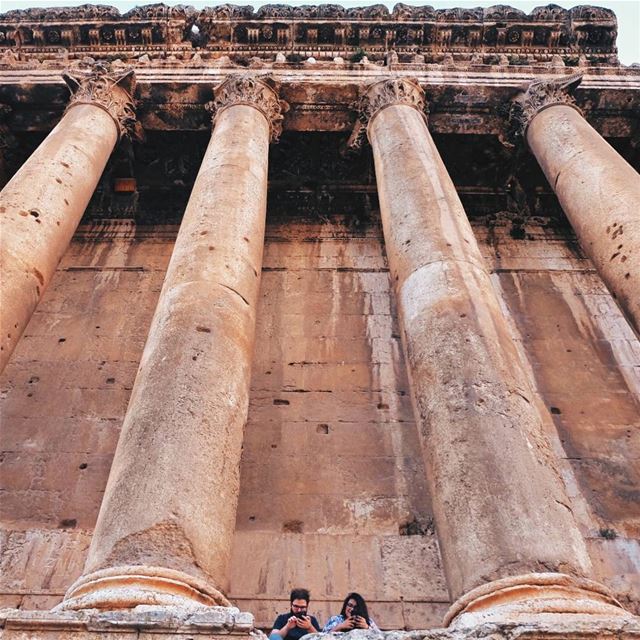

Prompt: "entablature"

[0,3,619,67]
[1,66,639,139]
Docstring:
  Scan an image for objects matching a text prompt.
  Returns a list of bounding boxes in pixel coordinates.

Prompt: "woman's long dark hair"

[339,592,370,623]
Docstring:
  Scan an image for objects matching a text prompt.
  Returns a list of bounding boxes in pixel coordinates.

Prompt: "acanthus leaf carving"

[483,5,527,21]
[570,6,616,22]
[392,4,436,21]
[62,61,138,141]
[256,5,294,18]
[531,5,569,21]
[507,73,583,143]
[0,5,121,22]
[349,77,426,151]
[206,74,289,143]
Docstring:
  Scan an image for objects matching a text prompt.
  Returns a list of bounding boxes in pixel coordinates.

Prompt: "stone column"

[60,76,286,611]
[0,63,136,374]
[511,74,640,336]
[354,78,629,626]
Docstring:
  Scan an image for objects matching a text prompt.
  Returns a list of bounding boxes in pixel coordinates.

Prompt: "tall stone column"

[354,78,629,626]
[60,76,286,611]
[511,74,640,335]
[0,63,136,374]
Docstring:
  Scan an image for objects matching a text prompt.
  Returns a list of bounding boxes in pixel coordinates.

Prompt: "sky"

[1,0,638,65]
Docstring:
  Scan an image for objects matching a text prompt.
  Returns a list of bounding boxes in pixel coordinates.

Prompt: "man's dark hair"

[290,588,310,603]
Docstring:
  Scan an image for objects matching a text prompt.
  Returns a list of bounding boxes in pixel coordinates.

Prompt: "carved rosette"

[207,75,288,143]
[349,77,427,150]
[62,62,137,141]
[509,73,583,142]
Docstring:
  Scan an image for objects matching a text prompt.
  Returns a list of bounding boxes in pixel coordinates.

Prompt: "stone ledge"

[1,611,639,639]
[0,605,254,636]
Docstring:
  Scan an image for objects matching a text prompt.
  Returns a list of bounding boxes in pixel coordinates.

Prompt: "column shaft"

[0,65,135,374]
[527,105,640,334]
[62,83,277,610]
[367,96,593,601]
[0,105,117,371]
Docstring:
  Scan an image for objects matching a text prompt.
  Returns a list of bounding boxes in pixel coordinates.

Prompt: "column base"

[445,572,632,628]
[57,566,230,611]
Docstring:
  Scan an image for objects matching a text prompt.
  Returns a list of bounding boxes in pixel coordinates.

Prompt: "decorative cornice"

[0,3,618,24]
[62,62,137,141]
[507,73,583,144]
[206,74,288,142]
[349,77,426,150]
[0,4,618,68]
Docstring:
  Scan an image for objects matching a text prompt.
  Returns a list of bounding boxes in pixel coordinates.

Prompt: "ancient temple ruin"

[0,2,639,638]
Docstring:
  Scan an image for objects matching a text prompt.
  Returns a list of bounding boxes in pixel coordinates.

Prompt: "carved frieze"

[0,4,618,66]
[508,73,583,142]
[350,77,426,150]
[62,62,137,141]
[207,74,288,142]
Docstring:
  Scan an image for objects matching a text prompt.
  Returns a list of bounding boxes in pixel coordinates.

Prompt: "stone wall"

[1,210,638,625]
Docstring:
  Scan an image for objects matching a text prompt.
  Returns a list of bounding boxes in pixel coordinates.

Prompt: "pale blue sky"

[1,0,638,64]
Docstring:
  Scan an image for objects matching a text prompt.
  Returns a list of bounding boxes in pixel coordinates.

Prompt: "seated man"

[270,588,321,640]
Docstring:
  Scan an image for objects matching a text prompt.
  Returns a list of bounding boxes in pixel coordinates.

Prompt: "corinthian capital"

[62,62,137,141]
[509,73,583,141]
[207,75,288,143]
[349,77,427,150]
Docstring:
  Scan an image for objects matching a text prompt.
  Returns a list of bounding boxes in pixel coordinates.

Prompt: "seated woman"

[323,593,379,632]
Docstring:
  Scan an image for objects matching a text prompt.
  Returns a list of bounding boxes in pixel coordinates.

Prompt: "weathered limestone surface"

[1,214,639,623]
[473,218,640,544]
[1,610,639,639]
[0,46,638,635]
[0,64,135,374]
[60,78,282,610]
[230,215,448,629]
[518,77,640,336]
[360,78,596,606]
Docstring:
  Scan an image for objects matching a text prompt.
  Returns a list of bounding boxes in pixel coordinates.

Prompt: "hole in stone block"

[59,519,77,528]
[283,520,303,533]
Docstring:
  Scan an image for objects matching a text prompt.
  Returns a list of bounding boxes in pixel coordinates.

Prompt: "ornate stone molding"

[508,73,583,143]
[206,75,288,142]
[0,5,618,67]
[62,62,137,141]
[349,77,427,150]
[0,3,617,23]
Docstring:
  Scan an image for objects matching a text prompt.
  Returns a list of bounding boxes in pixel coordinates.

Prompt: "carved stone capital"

[206,75,288,143]
[509,73,583,142]
[349,77,427,151]
[62,62,137,141]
